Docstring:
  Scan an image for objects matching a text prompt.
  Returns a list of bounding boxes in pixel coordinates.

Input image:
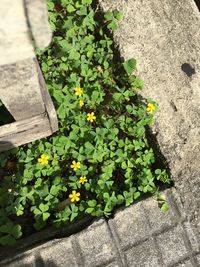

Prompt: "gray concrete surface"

[101,0,200,243]
[1,189,199,267]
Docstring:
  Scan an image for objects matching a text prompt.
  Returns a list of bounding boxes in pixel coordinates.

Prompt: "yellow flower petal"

[146,103,156,113]
[74,87,83,96]
[69,190,80,202]
[87,112,96,123]
[79,100,84,107]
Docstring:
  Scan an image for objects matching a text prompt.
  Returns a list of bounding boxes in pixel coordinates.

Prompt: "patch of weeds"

[0,0,171,246]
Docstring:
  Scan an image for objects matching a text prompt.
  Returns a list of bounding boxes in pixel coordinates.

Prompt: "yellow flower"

[69,190,80,202]
[87,112,96,123]
[74,87,83,96]
[38,154,49,165]
[70,160,81,171]
[146,103,156,113]
[79,176,88,185]
[79,100,84,107]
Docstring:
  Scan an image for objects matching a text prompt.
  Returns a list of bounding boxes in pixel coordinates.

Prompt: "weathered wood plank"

[0,58,45,121]
[0,114,52,152]
[35,59,58,132]
[0,114,45,137]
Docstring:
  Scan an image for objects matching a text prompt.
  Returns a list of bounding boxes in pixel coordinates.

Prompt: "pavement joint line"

[178,222,199,267]
[121,235,150,252]
[71,235,85,267]
[120,223,182,253]
[168,255,194,267]
[168,190,200,265]
[73,219,120,267]
[106,219,127,267]
[167,189,186,220]
[150,236,164,267]
[141,191,199,267]
[33,252,46,267]
[150,222,179,237]
[108,206,151,251]
[148,236,164,267]
[94,258,119,267]
[141,201,165,267]
[165,189,200,266]
[183,221,200,253]
[154,225,197,267]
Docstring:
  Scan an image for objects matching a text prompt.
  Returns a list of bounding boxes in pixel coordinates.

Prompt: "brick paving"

[1,188,199,267]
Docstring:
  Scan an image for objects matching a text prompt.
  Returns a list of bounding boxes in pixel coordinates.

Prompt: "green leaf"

[132,77,144,89]
[67,4,76,13]
[82,0,92,5]
[43,212,51,221]
[88,200,97,207]
[0,235,16,246]
[57,104,66,119]
[123,191,133,206]
[107,21,118,31]
[70,212,78,221]
[113,10,123,21]
[134,192,140,200]
[11,225,22,239]
[160,202,169,213]
[39,203,49,213]
[33,208,42,216]
[104,11,113,21]
[85,142,94,153]
[50,185,60,196]
[77,6,87,16]
[85,207,94,214]
[91,91,99,101]
[123,58,137,75]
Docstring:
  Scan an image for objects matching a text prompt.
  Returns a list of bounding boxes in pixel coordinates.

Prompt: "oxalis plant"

[0,0,170,246]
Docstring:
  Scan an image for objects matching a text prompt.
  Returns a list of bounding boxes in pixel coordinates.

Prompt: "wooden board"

[0,60,58,152]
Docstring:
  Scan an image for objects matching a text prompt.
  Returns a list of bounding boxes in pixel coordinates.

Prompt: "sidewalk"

[101,0,200,242]
[1,189,199,267]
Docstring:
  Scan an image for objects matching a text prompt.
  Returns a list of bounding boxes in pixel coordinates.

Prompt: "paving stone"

[143,193,177,233]
[124,239,160,267]
[183,221,200,253]
[168,188,187,219]
[2,255,36,267]
[39,239,78,267]
[196,254,200,265]
[77,219,117,267]
[109,202,149,249]
[175,260,193,267]
[156,225,188,266]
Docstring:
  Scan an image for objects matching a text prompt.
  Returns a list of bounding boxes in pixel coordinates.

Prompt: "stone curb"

[1,189,199,267]
[0,216,93,261]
